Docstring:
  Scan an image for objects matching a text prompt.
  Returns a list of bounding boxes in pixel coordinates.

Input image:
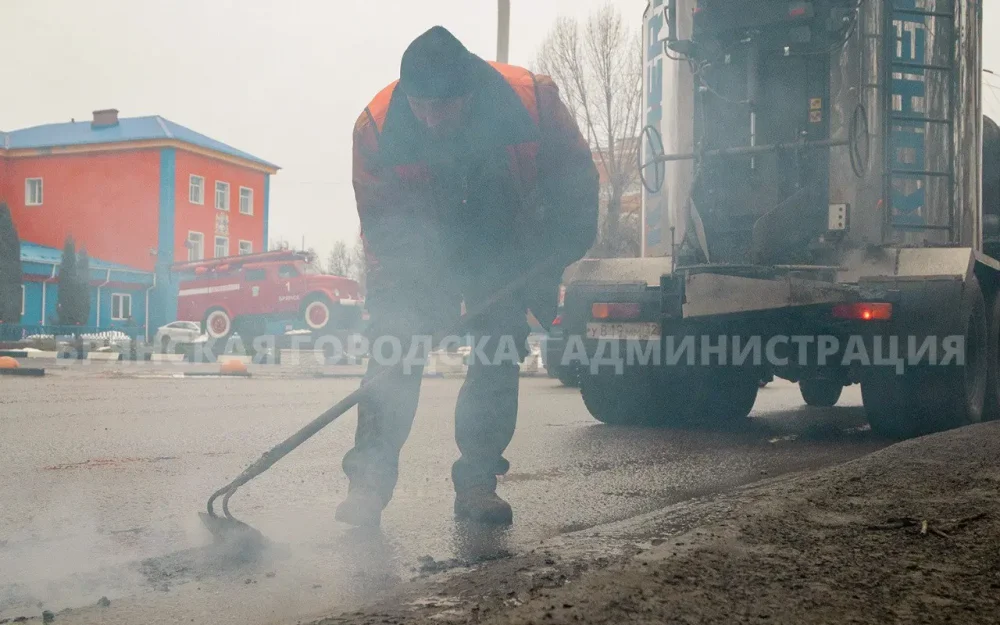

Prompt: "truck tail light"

[832,303,893,321]
[788,2,813,19]
[592,303,641,320]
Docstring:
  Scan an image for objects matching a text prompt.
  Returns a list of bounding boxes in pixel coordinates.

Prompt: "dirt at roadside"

[316,422,1000,625]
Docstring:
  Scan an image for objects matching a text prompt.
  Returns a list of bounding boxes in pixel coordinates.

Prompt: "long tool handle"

[210,255,559,500]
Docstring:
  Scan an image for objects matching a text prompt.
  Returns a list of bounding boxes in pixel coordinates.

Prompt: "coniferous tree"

[76,247,91,326]
[56,237,88,326]
[0,203,22,324]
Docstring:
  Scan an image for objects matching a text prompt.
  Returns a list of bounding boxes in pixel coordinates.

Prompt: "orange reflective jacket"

[352,57,598,291]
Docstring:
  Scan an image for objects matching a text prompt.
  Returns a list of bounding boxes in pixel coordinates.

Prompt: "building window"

[239,240,253,255]
[215,181,230,211]
[239,187,254,215]
[188,231,204,261]
[215,236,229,258]
[25,178,43,206]
[111,293,132,321]
[189,175,205,205]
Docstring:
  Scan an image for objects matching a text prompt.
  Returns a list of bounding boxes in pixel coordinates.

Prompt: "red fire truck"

[172,250,364,339]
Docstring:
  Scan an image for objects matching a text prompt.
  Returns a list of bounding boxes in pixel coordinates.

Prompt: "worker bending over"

[339,26,598,526]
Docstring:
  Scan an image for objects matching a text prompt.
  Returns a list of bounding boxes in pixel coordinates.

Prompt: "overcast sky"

[2,0,999,260]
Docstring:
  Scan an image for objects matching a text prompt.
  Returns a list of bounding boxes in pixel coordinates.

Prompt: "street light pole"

[497,0,510,63]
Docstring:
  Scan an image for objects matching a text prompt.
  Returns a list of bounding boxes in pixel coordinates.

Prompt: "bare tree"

[269,236,291,251]
[536,3,643,258]
[351,236,367,294]
[326,240,355,277]
[326,237,367,289]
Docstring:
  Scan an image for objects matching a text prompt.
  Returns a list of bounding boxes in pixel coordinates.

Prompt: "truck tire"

[686,370,759,424]
[580,372,655,426]
[984,287,1000,421]
[203,308,233,341]
[558,368,581,388]
[302,295,333,333]
[862,274,987,438]
[799,379,843,407]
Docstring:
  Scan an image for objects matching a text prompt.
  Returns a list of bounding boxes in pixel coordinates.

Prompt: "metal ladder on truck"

[882,0,958,241]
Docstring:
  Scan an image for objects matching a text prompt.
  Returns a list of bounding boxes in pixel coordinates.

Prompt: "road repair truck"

[560,0,1000,438]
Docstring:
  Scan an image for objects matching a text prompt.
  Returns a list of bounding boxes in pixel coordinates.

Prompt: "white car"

[154,321,203,353]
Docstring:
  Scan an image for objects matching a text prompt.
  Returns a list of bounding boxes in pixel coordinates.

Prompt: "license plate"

[586,322,661,341]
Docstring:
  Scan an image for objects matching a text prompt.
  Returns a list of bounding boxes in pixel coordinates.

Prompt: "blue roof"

[1,116,278,169]
[20,241,151,275]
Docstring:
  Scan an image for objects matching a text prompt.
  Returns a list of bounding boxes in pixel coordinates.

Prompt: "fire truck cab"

[173,250,363,340]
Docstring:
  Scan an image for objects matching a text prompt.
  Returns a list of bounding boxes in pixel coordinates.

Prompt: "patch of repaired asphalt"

[310,422,1000,625]
[0,539,293,619]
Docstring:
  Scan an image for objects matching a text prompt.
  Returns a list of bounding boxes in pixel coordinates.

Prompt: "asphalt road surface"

[0,372,885,624]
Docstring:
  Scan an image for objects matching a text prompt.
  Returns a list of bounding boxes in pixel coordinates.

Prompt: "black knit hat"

[399,26,475,98]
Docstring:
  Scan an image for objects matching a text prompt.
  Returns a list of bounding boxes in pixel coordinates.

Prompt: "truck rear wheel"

[558,368,581,388]
[799,379,844,407]
[984,287,1000,421]
[862,275,987,438]
[682,369,759,424]
[580,371,655,426]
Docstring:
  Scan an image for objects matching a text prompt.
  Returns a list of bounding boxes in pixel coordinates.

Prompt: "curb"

[1,350,58,359]
[0,367,45,377]
[179,371,253,378]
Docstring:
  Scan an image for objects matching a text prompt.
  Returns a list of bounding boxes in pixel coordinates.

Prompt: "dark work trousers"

[341,262,530,505]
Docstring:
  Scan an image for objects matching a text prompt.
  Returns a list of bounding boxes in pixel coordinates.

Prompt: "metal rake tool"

[200,256,558,548]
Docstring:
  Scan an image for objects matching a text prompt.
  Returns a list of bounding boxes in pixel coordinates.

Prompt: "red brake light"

[592,303,641,320]
[788,2,812,18]
[832,303,892,321]
[551,314,562,326]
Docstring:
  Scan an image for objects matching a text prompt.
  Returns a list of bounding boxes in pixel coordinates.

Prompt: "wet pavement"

[0,373,885,624]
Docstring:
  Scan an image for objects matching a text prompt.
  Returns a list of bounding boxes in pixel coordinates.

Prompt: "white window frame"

[215,236,229,258]
[25,178,43,206]
[215,181,230,211]
[239,187,254,215]
[238,240,253,255]
[189,175,205,205]
[187,231,205,261]
[111,293,132,321]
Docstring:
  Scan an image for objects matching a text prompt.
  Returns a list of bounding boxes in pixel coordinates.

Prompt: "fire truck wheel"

[203,308,233,340]
[303,295,333,332]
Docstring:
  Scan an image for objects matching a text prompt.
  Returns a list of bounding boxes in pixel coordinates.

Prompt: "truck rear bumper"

[561,264,966,378]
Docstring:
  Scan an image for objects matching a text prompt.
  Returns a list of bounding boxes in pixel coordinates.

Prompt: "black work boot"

[454,486,513,525]
[335,489,385,527]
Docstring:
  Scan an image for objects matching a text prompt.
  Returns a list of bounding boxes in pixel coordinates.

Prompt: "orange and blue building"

[0,109,278,337]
